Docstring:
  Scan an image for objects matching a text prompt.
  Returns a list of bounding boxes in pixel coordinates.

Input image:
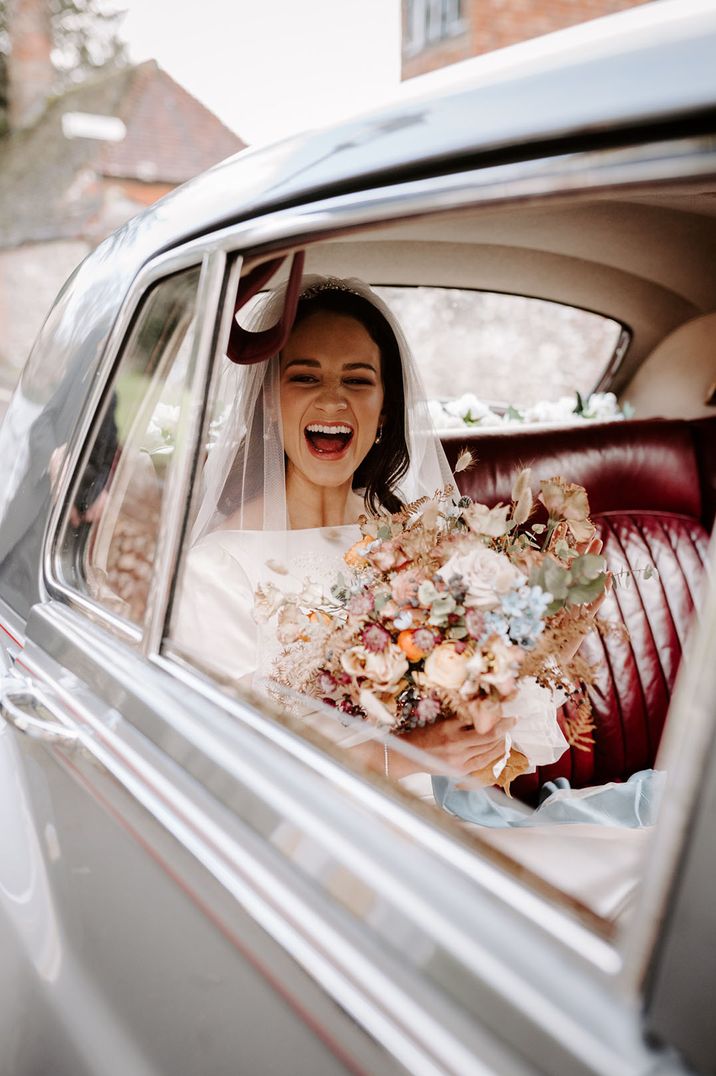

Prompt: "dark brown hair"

[292,287,409,514]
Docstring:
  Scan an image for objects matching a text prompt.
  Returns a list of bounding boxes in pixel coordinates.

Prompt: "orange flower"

[344,536,373,568]
[308,610,331,625]
[397,629,426,662]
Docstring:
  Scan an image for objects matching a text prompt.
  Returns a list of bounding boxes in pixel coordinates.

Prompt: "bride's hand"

[391,714,516,778]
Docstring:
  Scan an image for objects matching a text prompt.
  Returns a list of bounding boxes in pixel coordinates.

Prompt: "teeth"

[306,424,353,435]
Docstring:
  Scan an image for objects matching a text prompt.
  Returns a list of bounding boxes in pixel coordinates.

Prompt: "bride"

[173,271,568,780]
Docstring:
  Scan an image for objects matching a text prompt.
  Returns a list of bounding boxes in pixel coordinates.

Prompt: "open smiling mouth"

[304,423,354,459]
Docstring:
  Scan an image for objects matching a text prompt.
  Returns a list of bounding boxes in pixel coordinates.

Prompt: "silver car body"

[1,2,716,1073]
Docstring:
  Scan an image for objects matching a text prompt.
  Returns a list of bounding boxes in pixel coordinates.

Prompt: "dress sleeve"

[172,540,258,682]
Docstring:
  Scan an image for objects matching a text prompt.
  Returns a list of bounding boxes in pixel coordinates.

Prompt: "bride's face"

[280,310,385,490]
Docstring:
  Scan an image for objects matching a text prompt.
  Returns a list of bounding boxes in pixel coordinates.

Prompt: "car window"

[55,266,200,629]
[375,286,628,429]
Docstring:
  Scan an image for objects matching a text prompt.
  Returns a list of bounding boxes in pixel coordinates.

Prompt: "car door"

[0,246,409,1076]
[2,148,714,1076]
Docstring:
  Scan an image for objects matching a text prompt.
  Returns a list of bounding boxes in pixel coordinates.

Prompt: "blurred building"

[401,0,653,78]
[0,8,245,401]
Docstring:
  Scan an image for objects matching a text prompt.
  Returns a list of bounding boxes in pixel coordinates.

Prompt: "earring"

[375,426,383,444]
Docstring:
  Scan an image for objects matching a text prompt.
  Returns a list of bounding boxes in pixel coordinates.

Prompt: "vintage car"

[1,1,715,1073]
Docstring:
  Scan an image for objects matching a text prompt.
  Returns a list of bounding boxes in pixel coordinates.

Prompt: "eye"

[288,374,319,384]
[344,376,375,386]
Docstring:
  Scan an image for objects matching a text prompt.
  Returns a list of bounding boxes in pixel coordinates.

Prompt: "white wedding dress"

[173,523,362,684]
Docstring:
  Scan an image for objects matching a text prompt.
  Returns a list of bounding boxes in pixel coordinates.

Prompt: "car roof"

[130,0,716,259]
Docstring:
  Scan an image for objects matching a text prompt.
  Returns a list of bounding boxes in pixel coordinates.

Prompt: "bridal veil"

[191,269,454,541]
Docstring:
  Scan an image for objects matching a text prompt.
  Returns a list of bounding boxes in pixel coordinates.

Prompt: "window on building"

[406,0,465,54]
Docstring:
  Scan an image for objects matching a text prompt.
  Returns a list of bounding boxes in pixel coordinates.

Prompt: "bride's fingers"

[468,703,507,735]
[466,741,509,772]
[461,716,515,743]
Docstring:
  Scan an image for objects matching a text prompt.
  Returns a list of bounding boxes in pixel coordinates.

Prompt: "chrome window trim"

[42,248,217,642]
[155,645,620,974]
[143,251,239,658]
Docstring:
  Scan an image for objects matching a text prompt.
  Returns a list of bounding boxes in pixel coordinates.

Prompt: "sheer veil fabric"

[191,273,455,542]
[175,273,454,686]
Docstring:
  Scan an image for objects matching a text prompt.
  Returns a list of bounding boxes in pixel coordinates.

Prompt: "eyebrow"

[283,358,379,373]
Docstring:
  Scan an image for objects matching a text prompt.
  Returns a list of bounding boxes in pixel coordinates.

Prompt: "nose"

[315,382,348,412]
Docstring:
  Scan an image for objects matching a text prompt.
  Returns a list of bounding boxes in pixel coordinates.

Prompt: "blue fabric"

[432,769,664,829]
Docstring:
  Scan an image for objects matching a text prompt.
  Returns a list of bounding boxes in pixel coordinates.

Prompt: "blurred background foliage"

[0,0,127,134]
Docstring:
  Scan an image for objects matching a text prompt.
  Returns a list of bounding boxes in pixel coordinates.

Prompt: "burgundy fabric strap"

[226,249,305,365]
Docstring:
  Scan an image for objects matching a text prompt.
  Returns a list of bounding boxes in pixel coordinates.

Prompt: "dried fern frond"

[561,694,595,752]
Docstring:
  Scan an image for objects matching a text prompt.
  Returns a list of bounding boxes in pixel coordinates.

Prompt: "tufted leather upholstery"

[442,417,715,805]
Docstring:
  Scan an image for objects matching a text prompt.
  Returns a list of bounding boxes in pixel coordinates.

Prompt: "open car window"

[162,214,712,932]
[375,285,628,430]
[54,266,200,631]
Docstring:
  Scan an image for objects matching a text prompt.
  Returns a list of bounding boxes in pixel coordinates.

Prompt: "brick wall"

[402,0,653,79]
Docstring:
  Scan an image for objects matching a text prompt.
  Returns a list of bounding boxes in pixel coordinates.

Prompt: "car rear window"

[375,286,627,429]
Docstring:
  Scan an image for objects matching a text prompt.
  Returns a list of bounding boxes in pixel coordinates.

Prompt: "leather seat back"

[442,417,715,803]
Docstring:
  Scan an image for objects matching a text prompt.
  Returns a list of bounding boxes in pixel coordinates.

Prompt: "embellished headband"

[300,277,362,301]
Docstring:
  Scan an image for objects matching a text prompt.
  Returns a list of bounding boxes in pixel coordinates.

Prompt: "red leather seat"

[442,417,715,805]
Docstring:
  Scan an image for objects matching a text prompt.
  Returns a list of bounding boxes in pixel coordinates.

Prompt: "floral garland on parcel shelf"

[257,458,609,792]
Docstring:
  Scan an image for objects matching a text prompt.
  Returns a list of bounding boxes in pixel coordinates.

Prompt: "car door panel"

[1,614,406,1076]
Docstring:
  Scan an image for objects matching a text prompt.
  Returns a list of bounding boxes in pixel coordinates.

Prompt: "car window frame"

[371,282,632,408]
[40,129,716,999]
[43,245,229,650]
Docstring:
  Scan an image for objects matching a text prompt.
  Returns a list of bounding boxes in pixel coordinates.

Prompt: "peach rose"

[464,502,510,538]
[423,642,469,690]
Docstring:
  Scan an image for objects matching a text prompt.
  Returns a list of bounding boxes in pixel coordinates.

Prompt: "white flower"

[276,604,310,644]
[439,545,526,609]
[253,582,286,623]
[143,402,181,456]
[464,501,510,538]
[522,396,577,425]
[444,393,493,423]
[427,400,465,430]
[298,579,324,607]
[582,392,624,421]
[359,688,395,728]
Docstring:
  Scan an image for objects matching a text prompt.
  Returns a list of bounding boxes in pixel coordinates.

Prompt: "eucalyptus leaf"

[570,553,606,584]
[554,539,573,561]
[567,577,606,605]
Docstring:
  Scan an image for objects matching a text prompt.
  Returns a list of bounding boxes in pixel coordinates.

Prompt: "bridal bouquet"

[262,464,609,790]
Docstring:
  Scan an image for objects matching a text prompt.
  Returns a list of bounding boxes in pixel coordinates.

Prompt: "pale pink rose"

[539,477,590,522]
[364,645,409,692]
[341,646,370,679]
[464,502,510,538]
[423,642,469,690]
[439,545,525,609]
[391,567,424,608]
[341,644,408,692]
[370,541,399,572]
